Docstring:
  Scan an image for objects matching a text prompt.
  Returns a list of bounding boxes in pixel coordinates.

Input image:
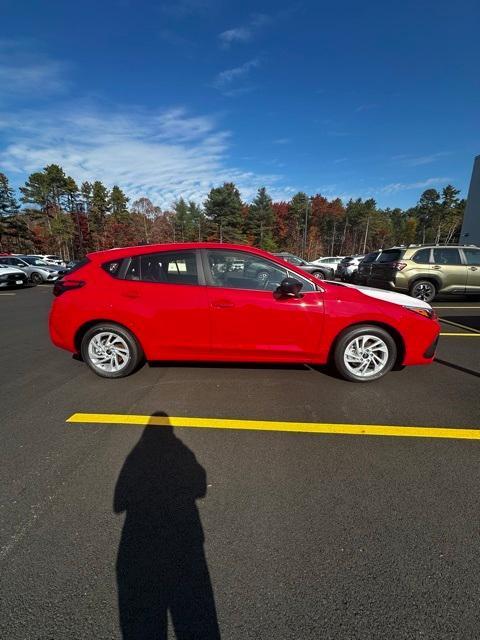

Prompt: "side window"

[102,259,122,277]
[433,248,462,265]
[464,249,480,266]
[10,258,25,266]
[412,249,431,264]
[206,250,315,292]
[124,257,141,281]
[139,251,198,285]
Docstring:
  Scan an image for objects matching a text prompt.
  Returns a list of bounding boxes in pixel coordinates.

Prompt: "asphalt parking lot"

[1,285,480,640]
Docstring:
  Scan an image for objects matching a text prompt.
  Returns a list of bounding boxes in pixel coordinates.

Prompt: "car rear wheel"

[30,272,43,285]
[311,270,325,280]
[409,280,436,303]
[81,323,143,378]
[333,325,397,382]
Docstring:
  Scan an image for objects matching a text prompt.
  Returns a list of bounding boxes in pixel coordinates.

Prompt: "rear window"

[362,252,379,264]
[377,249,403,263]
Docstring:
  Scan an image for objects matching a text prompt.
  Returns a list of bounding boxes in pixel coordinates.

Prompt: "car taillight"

[53,279,85,297]
[393,261,407,270]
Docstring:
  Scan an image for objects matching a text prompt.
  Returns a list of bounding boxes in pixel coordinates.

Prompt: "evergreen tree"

[89,181,110,247]
[416,189,440,243]
[288,192,309,255]
[246,187,276,250]
[0,172,19,216]
[81,181,93,212]
[110,185,130,220]
[204,182,245,243]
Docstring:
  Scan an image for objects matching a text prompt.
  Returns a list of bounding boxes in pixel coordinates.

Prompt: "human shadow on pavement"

[114,412,221,639]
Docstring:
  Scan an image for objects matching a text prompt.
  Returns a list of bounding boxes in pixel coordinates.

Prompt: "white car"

[0,264,29,288]
[310,256,345,272]
[336,255,365,282]
[28,254,66,267]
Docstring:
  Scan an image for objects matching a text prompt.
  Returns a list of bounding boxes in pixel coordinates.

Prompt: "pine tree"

[204,182,245,243]
[0,172,19,217]
[110,185,129,219]
[246,187,276,250]
[81,181,93,212]
[89,181,110,247]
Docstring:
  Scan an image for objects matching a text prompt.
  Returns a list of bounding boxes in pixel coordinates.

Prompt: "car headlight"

[404,306,437,320]
[0,274,9,281]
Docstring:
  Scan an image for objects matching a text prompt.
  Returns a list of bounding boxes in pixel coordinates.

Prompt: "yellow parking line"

[439,318,480,334]
[440,333,480,336]
[67,413,480,440]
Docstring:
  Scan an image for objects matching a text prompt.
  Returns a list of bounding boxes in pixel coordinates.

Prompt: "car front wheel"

[81,323,143,378]
[311,270,325,280]
[30,272,43,285]
[333,325,397,382]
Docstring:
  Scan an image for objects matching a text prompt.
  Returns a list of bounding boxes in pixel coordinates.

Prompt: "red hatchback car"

[49,243,440,382]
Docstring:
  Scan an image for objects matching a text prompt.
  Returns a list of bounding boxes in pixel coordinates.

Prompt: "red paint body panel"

[49,243,440,368]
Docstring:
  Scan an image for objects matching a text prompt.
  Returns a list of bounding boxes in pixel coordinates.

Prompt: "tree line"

[0,164,466,261]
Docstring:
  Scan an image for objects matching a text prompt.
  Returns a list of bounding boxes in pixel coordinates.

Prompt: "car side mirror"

[274,277,304,299]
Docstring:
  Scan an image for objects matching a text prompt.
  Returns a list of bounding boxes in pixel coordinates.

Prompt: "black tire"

[409,280,437,303]
[333,325,397,382]
[80,323,143,378]
[30,272,43,285]
[311,270,325,280]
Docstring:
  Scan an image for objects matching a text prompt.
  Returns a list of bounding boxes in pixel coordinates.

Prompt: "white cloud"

[213,59,259,88]
[0,104,289,207]
[273,138,291,145]
[0,39,67,98]
[380,177,451,194]
[212,59,259,94]
[393,152,451,167]
[219,27,252,47]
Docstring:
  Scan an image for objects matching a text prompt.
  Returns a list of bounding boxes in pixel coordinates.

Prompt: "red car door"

[112,249,210,359]
[203,249,325,361]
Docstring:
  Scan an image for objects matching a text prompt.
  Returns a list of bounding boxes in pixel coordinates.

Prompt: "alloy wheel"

[343,334,390,378]
[87,331,131,373]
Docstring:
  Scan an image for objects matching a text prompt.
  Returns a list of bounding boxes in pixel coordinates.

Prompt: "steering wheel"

[256,269,271,289]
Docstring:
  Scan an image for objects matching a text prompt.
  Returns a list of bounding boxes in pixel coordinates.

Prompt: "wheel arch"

[74,318,144,355]
[408,275,441,291]
[328,321,405,368]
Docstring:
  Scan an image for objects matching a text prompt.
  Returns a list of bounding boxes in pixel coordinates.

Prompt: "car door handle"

[122,290,140,299]
[469,266,478,271]
[432,265,441,270]
[212,299,234,308]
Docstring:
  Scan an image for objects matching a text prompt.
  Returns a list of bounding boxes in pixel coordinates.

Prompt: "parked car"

[49,243,439,382]
[310,256,345,272]
[28,254,66,267]
[356,251,381,285]
[273,252,334,279]
[0,264,28,288]
[365,244,480,302]
[337,255,365,282]
[0,256,66,284]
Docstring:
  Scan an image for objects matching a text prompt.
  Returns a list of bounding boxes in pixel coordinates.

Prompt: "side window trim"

[460,248,480,266]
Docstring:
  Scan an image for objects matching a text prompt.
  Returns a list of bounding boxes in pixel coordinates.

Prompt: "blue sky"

[1,0,479,209]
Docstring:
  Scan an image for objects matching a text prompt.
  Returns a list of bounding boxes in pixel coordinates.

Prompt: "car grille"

[57,270,66,276]
[5,273,26,283]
